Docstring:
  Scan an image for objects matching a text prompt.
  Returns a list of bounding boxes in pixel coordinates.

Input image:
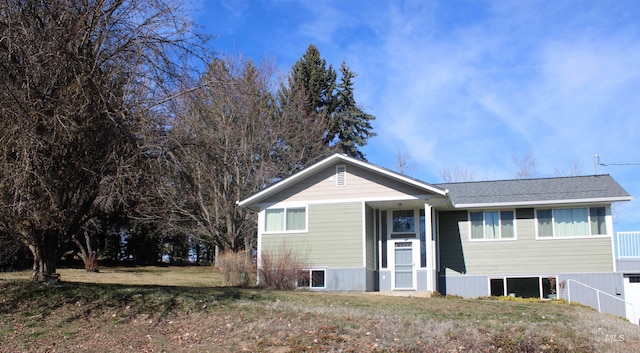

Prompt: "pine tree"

[280,44,376,161]
[331,62,376,160]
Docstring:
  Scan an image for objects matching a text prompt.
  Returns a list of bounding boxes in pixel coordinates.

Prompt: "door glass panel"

[394,242,413,289]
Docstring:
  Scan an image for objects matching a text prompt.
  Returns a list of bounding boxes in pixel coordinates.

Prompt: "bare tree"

[513,151,537,179]
[441,166,476,183]
[164,57,331,260]
[554,158,584,177]
[0,0,207,281]
[395,148,416,176]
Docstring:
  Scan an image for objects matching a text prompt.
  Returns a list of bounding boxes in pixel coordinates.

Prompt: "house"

[238,153,635,320]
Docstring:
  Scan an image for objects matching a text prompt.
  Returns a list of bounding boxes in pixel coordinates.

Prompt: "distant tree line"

[0,0,375,280]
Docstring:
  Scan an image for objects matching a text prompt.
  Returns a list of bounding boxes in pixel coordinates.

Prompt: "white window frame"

[468,210,517,241]
[263,206,308,233]
[391,209,417,237]
[535,206,608,239]
[297,269,326,289]
[488,275,559,299]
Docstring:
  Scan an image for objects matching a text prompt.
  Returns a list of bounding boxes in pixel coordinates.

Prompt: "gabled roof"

[436,174,632,208]
[237,153,447,209]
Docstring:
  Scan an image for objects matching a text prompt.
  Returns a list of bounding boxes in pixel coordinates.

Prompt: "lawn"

[1,266,639,352]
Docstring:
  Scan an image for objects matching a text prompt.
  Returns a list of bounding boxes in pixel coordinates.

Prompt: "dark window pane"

[490,278,505,296]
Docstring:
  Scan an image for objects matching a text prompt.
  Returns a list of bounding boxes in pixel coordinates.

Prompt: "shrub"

[258,244,307,290]
[217,250,253,286]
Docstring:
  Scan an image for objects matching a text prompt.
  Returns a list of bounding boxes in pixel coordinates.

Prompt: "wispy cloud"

[198,0,640,230]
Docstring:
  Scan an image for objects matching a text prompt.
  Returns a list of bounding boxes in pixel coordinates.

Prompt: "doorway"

[392,240,417,290]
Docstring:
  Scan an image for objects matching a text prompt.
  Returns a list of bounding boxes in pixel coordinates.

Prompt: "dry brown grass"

[1,267,640,352]
[0,265,224,287]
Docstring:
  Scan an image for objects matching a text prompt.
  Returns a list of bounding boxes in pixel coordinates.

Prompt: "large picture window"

[537,207,606,238]
[469,211,515,240]
[264,207,307,232]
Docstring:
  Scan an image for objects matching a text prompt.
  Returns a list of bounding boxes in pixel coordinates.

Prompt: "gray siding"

[324,268,367,292]
[379,269,392,292]
[416,269,429,291]
[438,209,614,275]
[560,273,626,317]
[261,202,363,268]
[441,273,626,317]
[439,275,489,297]
[616,259,640,273]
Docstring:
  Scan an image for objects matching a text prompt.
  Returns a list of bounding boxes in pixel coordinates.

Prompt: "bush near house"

[258,245,308,290]
[217,251,254,286]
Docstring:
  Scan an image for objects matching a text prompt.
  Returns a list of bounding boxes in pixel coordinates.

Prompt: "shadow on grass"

[0,280,273,320]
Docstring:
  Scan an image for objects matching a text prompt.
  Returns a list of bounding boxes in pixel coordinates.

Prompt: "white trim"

[607,208,617,272]
[256,210,264,285]
[252,195,435,211]
[297,269,326,289]
[533,206,611,240]
[454,196,631,209]
[238,153,447,209]
[262,205,309,234]
[423,203,435,292]
[362,202,367,268]
[467,210,518,241]
[535,235,611,240]
[487,275,560,299]
[390,238,419,291]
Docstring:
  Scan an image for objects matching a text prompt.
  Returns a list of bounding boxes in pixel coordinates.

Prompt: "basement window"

[297,269,326,289]
[490,276,558,299]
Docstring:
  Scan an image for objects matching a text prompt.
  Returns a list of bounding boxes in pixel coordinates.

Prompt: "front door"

[393,240,417,290]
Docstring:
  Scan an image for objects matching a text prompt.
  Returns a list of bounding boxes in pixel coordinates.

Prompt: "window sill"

[469,237,517,242]
[535,234,610,240]
[263,230,308,234]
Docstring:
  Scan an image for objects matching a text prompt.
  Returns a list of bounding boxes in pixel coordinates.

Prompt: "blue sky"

[191,0,640,231]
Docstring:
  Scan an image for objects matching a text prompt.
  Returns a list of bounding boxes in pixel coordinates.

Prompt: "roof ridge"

[435,174,612,186]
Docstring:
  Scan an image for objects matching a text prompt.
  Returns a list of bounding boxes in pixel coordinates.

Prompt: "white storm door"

[392,240,417,290]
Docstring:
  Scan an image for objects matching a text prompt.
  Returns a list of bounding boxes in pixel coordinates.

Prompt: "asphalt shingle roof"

[435,174,631,206]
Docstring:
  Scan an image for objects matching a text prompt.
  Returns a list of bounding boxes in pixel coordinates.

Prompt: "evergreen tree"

[331,63,376,160]
[280,45,376,161]
[288,44,337,126]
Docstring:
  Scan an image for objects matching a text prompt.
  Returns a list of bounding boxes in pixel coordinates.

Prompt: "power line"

[594,154,640,174]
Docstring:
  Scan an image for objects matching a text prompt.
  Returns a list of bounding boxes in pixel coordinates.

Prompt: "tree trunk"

[29,230,59,283]
[73,232,99,272]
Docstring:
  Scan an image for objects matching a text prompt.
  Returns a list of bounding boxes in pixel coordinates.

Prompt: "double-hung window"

[470,211,515,240]
[264,207,307,232]
[537,207,606,238]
